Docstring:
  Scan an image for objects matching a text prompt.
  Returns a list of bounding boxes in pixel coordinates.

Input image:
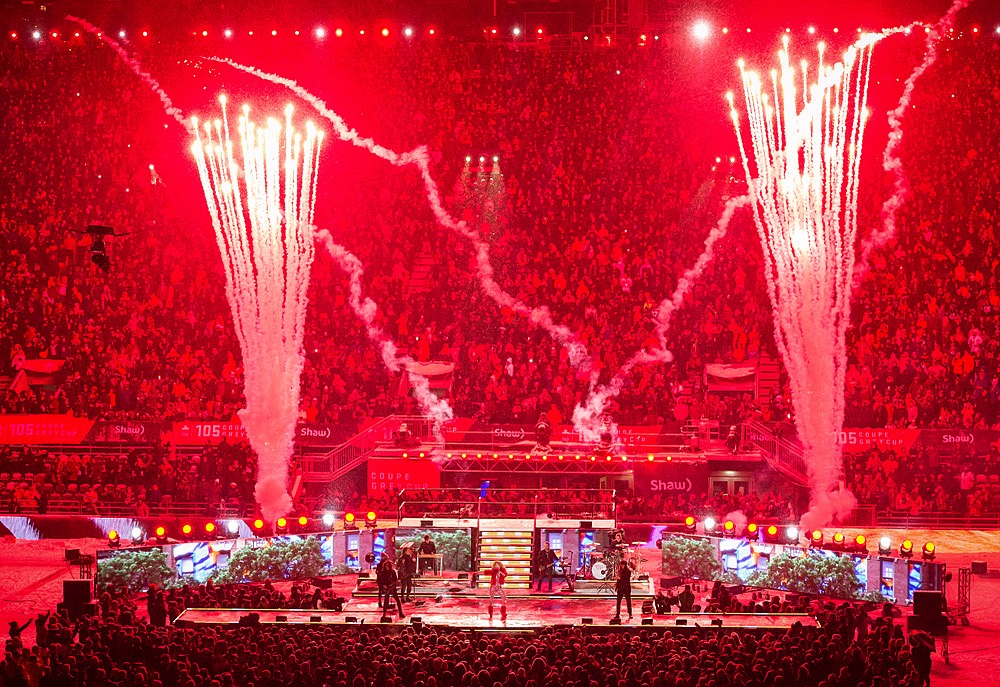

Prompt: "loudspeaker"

[344,616,358,623]
[310,616,321,623]
[641,601,654,615]
[710,619,723,627]
[913,590,944,617]
[581,617,593,625]
[675,619,687,626]
[580,521,593,529]
[971,561,988,575]
[660,576,683,589]
[311,577,333,589]
[609,616,621,625]
[641,618,654,625]
[411,616,422,623]
[275,615,288,622]
[420,520,434,527]
[380,615,393,623]
[63,579,91,605]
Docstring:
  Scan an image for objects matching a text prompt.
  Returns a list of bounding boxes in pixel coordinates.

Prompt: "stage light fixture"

[723,520,735,536]
[275,517,288,532]
[131,527,144,544]
[878,535,892,555]
[154,525,167,543]
[747,523,759,540]
[253,518,265,532]
[108,530,121,548]
[344,512,357,529]
[32,30,40,40]
[118,30,126,39]
[785,526,799,544]
[181,524,193,538]
[315,27,326,39]
[810,530,823,546]
[205,522,217,537]
[335,28,343,37]
[684,516,696,533]
[513,27,521,37]
[271,29,278,36]
[692,20,711,41]
[141,30,148,37]
[766,525,778,539]
[381,28,389,37]
[322,513,336,528]
[854,534,867,552]
[298,515,308,528]
[224,29,233,38]
[922,542,936,560]
[832,532,846,548]
[703,517,717,533]
[429,28,435,35]
[899,539,914,558]
[365,511,378,528]
[403,27,413,37]
[227,520,241,535]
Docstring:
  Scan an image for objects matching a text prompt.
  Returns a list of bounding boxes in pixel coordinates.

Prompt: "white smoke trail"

[730,35,880,530]
[315,229,454,438]
[191,99,323,522]
[65,16,194,135]
[205,57,594,378]
[858,0,972,278]
[572,195,750,442]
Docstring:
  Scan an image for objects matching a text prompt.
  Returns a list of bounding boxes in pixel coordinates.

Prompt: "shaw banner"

[85,421,163,444]
[631,461,710,497]
[0,415,95,445]
[368,458,441,496]
[840,428,1000,455]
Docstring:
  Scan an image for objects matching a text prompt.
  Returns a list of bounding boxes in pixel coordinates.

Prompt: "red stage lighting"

[181,524,193,537]
[766,525,779,538]
[747,523,759,540]
[810,530,823,546]
[108,530,121,548]
[252,518,265,531]
[365,511,378,528]
[298,515,308,527]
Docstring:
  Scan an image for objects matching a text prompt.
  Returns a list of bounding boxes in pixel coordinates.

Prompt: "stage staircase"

[407,243,436,297]
[756,354,781,405]
[477,521,533,589]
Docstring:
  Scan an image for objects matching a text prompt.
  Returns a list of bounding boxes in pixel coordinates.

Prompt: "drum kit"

[587,531,643,580]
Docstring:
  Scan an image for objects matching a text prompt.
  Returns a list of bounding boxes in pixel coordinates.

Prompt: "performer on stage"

[418,534,437,575]
[614,558,635,620]
[536,542,557,592]
[398,547,416,602]
[375,557,389,609]
[376,559,405,618]
[487,560,508,622]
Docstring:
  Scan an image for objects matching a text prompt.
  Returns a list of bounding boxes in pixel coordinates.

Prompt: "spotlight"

[647,454,655,462]
[428,28,435,35]
[493,155,499,163]
[536,28,543,35]
[32,30,41,40]
[899,539,914,559]
[692,20,711,41]
[832,532,846,549]
[51,31,58,38]
[365,511,378,528]
[878,536,892,555]
[513,27,521,37]
[766,525,778,539]
[921,542,935,560]
[276,517,288,532]
[271,29,277,36]
[465,155,472,163]
[403,27,413,37]
[723,520,735,536]
[181,524,193,538]
[108,530,121,548]
[224,29,233,38]
[227,520,240,535]
[154,525,168,543]
[344,512,357,529]
[808,26,816,34]
[746,523,759,540]
[684,516,696,533]
[785,526,799,544]
[335,28,343,37]
[703,517,717,534]
[297,515,308,528]
[381,28,389,37]
[118,30,126,39]
[252,518,265,532]
[810,530,823,547]
[131,527,143,544]
[854,534,867,553]
[322,513,336,528]
[315,27,326,39]
[141,30,148,38]
[479,156,485,163]
[205,522,217,537]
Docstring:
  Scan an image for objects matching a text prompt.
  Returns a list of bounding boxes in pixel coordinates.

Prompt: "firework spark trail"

[66,16,194,135]
[729,34,881,530]
[191,98,323,522]
[858,0,973,279]
[315,229,454,439]
[572,195,750,442]
[207,57,594,378]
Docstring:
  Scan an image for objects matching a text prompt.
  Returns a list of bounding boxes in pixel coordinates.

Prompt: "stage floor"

[174,593,817,632]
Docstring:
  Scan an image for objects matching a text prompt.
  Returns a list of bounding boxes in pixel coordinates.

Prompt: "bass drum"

[590,560,608,580]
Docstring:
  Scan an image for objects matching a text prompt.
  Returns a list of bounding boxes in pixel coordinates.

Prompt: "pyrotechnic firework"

[315,229,454,438]
[190,98,323,522]
[729,35,880,530]
[206,58,594,380]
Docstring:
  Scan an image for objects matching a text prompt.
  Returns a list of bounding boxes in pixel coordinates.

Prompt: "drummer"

[608,529,627,550]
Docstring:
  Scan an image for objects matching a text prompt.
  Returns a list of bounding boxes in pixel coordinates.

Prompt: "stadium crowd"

[1,27,999,519]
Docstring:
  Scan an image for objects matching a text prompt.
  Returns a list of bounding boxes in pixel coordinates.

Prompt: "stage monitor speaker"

[64,548,80,563]
[411,616,422,623]
[913,590,944,617]
[971,561,988,575]
[581,618,594,625]
[641,618,653,625]
[609,616,621,625]
[675,619,688,626]
[309,616,321,623]
[580,521,593,529]
[63,579,92,605]
[275,615,288,623]
[344,616,358,623]
[661,576,683,589]
[311,577,333,589]
[420,520,434,527]
[641,601,654,615]
[380,615,393,623]
[711,619,723,627]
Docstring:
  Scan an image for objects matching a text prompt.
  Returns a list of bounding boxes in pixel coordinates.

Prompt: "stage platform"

[352,574,654,599]
[174,598,816,634]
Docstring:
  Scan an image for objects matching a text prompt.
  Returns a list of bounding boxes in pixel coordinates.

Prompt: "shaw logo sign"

[632,462,708,497]
[649,478,694,493]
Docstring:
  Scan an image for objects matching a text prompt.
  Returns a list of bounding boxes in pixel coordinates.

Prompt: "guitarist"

[536,541,557,592]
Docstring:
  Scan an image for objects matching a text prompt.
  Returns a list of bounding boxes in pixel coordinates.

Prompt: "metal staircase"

[745,421,809,486]
[477,523,534,589]
[756,354,782,405]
